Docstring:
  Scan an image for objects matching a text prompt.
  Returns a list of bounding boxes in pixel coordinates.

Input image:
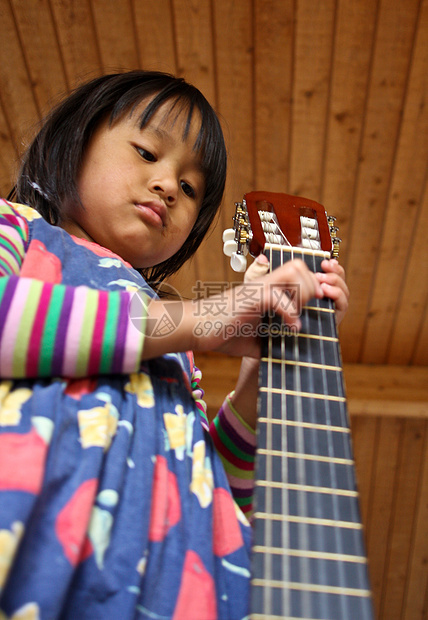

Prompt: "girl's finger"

[244,254,270,283]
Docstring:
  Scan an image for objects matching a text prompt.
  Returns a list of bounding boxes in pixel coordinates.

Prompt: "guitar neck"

[250,245,374,619]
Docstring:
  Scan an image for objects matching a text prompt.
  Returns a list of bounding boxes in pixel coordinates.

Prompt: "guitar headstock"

[223,191,341,272]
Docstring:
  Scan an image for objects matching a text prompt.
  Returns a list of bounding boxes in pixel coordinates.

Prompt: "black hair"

[15,70,227,284]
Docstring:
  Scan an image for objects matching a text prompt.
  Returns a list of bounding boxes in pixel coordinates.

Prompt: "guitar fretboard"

[251,245,374,620]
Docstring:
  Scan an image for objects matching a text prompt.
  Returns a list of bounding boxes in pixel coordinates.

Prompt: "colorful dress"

[0,201,255,620]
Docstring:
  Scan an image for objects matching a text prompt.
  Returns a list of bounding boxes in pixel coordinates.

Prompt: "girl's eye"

[180,180,196,199]
[135,146,156,162]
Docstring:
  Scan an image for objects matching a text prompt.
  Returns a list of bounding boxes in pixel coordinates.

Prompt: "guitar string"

[280,244,291,616]
[301,248,321,619]
[326,265,369,598]
[258,246,370,616]
[265,244,273,615]
[312,251,349,618]
[265,243,280,616]
[318,253,372,614]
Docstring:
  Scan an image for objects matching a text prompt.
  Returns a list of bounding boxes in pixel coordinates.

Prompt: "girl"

[0,70,348,619]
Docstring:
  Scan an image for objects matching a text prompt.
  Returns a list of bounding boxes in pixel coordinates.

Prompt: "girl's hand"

[316,259,349,325]
[141,256,323,360]
[198,256,323,357]
[141,255,349,361]
[228,255,349,429]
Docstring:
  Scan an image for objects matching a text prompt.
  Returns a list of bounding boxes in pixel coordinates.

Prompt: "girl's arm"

[0,202,144,378]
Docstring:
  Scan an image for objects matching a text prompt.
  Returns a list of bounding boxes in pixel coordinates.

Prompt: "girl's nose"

[149,175,178,205]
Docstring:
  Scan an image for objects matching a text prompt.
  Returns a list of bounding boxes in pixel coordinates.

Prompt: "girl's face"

[62,99,205,269]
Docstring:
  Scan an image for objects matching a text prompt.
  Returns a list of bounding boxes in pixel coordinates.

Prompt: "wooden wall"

[0,0,427,617]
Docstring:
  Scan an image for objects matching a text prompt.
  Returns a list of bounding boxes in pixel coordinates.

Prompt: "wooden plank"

[10,0,68,113]
[361,0,428,363]
[378,418,426,619]
[349,415,377,528]
[193,352,240,419]
[50,0,101,87]
[289,0,335,200]
[167,258,199,301]
[322,0,378,264]
[339,0,421,362]
[0,100,19,196]
[172,0,216,294]
[91,0,139,71]
[344,363,428,418]
[365,416,403,617]
[0,0,39,150]
[172,0,215,101]
[414,304,428,365]
[253,0,294,192]
[212,0,254,284]
[133,0,176,73]
[402,428,428,619]
[387,168,428,364]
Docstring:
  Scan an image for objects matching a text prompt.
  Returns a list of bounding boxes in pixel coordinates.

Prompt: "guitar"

[223,192,374,620]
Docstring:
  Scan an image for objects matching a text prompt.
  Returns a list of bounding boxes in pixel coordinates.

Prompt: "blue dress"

[0,203,252,619]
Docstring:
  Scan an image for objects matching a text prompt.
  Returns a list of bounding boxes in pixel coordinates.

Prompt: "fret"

[251,615,322,620]
[257,454,358,492]
[255,481,358,498]
[257,449,353,466]
[252,558,370,594]
[254,519,366,557]
[253,514,363,530]
[251,616,323,620]
[261,335,342,371]
[258,391,349,428]
[258,420,352,459]
[254,485,361,524]
[261,358,342,372]
[251,578,373,620]
[251,580,371,598]
[260,387,346,403]
[257,417,350,434]
[261,365,346,399]
[253,546,367,564]
[303,304,335,314]
[296,334,339,343]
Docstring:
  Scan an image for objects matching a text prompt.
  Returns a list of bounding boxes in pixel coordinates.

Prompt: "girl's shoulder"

[2,201,43,221]
[0,199,38,228]
[0,199,146,292]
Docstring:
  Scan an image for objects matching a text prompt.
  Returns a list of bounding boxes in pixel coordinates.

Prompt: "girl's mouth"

[135,201,166,228]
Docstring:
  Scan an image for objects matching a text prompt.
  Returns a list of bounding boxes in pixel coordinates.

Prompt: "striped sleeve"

[0,201,30,275]
[0,276,145,379]
[0,201,145,378]
[209,394,256,518]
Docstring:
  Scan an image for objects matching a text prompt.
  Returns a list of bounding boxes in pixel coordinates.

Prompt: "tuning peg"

[223,239,238,257]
[222,228,238,256]
[222,228,236,242]
[331,237,342,259]
[230,252,247,272]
